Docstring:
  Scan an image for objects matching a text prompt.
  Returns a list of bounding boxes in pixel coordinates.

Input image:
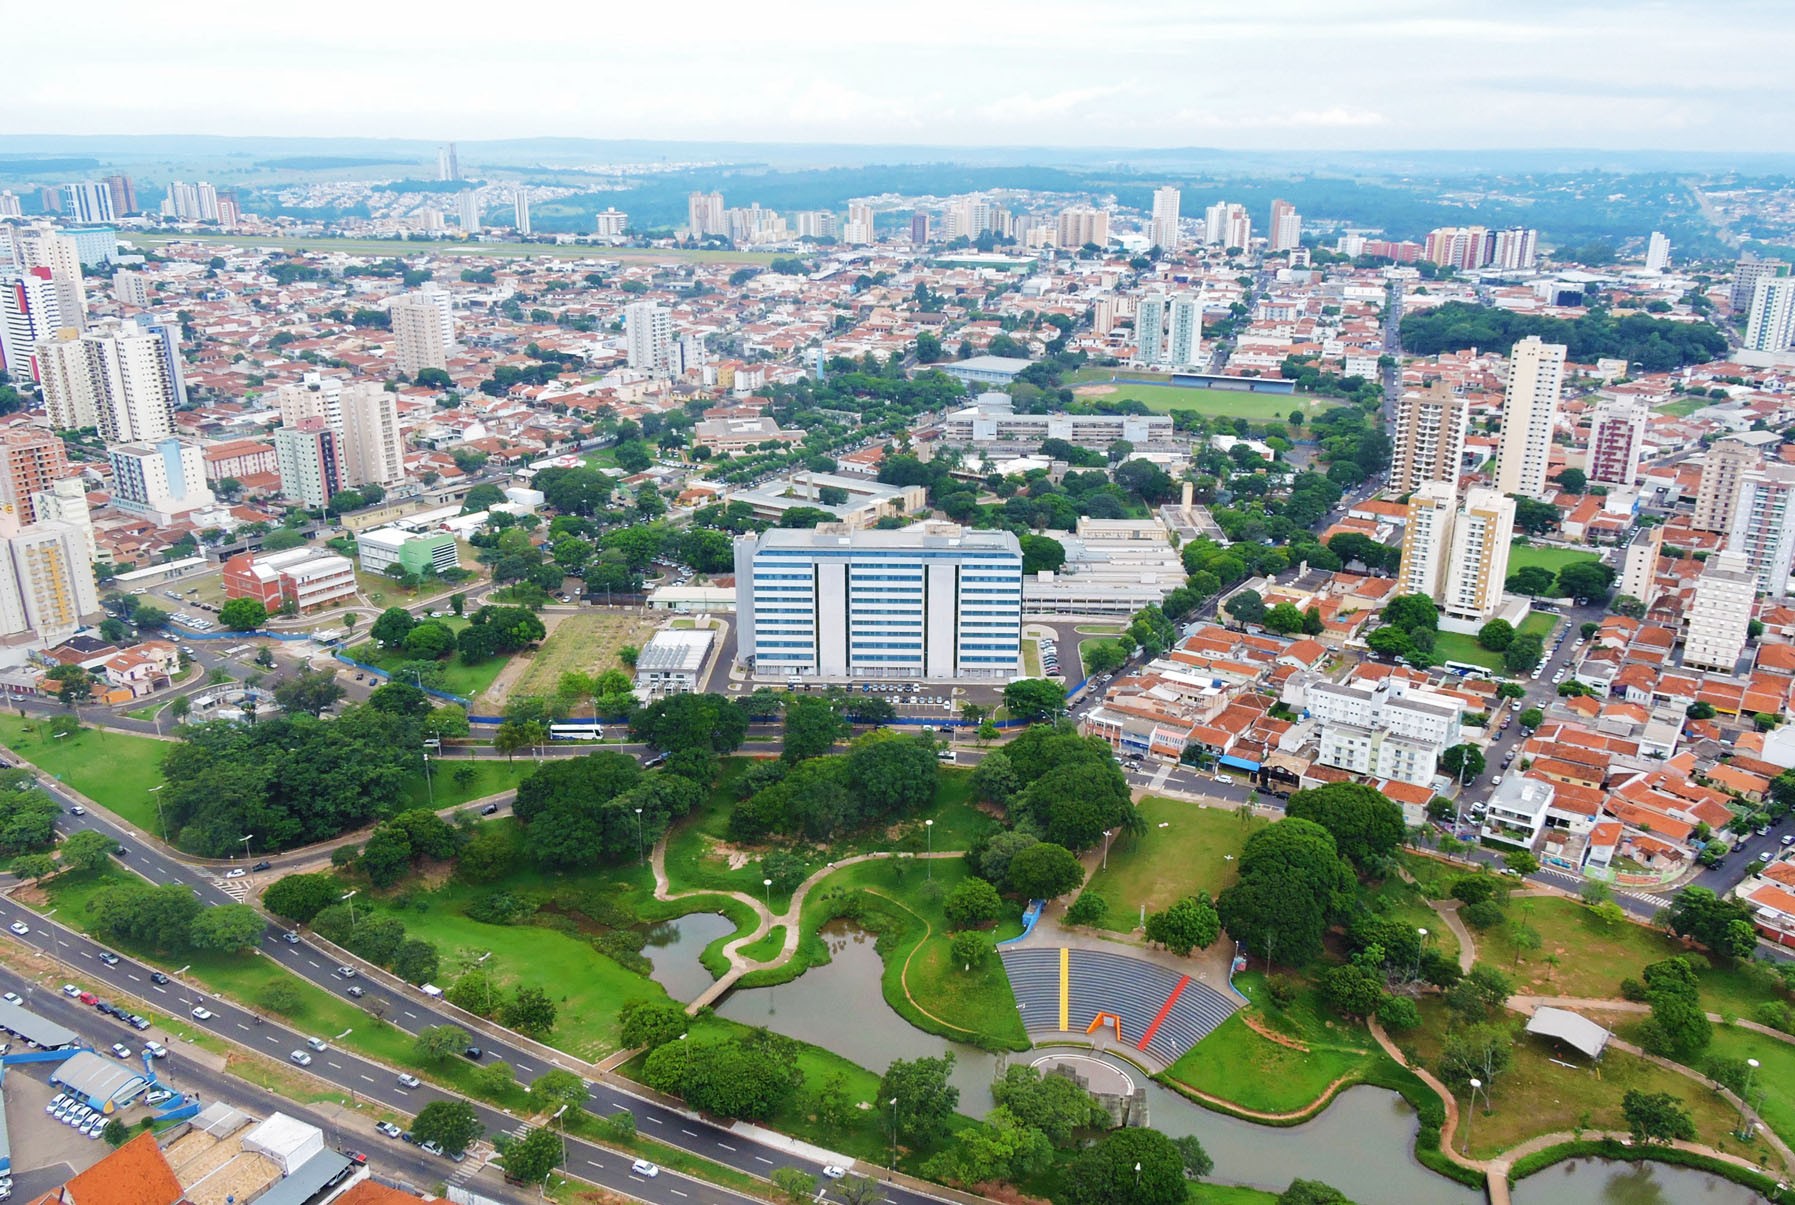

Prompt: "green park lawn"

[398,757,535,810]
[735,925,785,965]
[1506,544,1602,577]
[1072,379,1322,421]
[1080,797,1266,933]
[0,715,168,832]
[344,640,509,703]
[1656,396,1714,417]
[1706,1025,1795,1151]
[1430,611,1558,673]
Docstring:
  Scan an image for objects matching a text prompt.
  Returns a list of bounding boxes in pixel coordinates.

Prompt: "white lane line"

[127,974,140,982]
[360,1075,374,1083]
[716,1142,735,1151]
[327,1061,342,1069]
[754,1156,772,1165]
[670,1192,686,1199]
[680,1128,696,1137]
[262,1035,280,1045]
[646,1116,663,1125]
[151,986,166,995]
[402,1010,418,1019]
[234,1023,248,1032]
[584,1160,604,1170]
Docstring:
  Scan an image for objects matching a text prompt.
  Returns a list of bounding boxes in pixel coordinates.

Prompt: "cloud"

[979,87,1131,123]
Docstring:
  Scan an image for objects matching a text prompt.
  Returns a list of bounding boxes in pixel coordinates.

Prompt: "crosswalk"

[215,877,250,902]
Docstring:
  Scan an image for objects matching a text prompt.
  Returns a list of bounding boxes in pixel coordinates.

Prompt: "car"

[1757,850,1773,863]
[822,1165,847,1179]
[1759,826,1773,837]
[290,1051,313,1066]
[128,1015,149,1030]
[463,1045,483,1060]
[630,1160,660,1179]
[480,803,499,816]
[1782,835,1793,847]
[144,1089,173,1105]
[6,922,26,937]
[376,1121,403,1138]
[346,986,365,998]
[224,869,246,879]
[345,1151,368,1166]
[149,972,169,985]
[306,1036,328,1051]
[70,805,85,816]
[98,953,118,966]
[78,992,97,1005]
[253,861,272,872]
[62,985,81,998]
[110,1044,132,1059]
[281,932,300,945]
[420,1140,444,1157]
[190,1007,214,1021]
[144,1042,168,1058]
[1,993,18,1005]
[397,1074,421,1088]
[336,966,357,978]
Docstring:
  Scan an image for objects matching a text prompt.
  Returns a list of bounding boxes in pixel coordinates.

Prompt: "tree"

[944,877,1004,929]
[1554,467,1588,494]
[1518,707,1543,730]
[1285,782,1406,869]
[219,597,269,631]
[529,1068,589,1114]
[620,1000,688,1050]
[1477,619,1515,651]
[1513,497,1561,535]
[989,1065,1108,1148]
[950,930,990,971]
[1278,1180,1355,1204]
[1005,842,1084,900]
[782,696,848,763]
[60,829,117,873]
[188,904,266,951]
[500,985,557,1037]
[1621,1090,1696,1146]
[1019,534,1066,574]
[501,1126,563,1183]
[1263,602,1307,635]
[1321,962,1386,1019]
[1439,744,1485,784]
[1556,560,1613,603]
[630,693,749,753]
[1064,1127,1191,1205]
[643,1030,803,1121]
[45,664,93,704]
[102,1118,130,1147]
[413,1024,471,1062]
[771,1168,819,1203]
[1224,589,1267,625]
[1503,850,1540,876]
[1640,956,1712,1058]
[881,1053,959,1144]
[393,939,440,985]
[1437,1023,1513,1094]
[1506,565,1558,596]
[273,670,345,717]
[1612,593,1647,618]
[1143,895,1221,956]
[1003,679,1067,722]
[1382,594,1438,633]
[1216,819,1355,967]
[1664,886,1758,960]
[404,621,457,660]
[1503,633,1545,674]
[411,1100,481,1154]
[494,719,548,760]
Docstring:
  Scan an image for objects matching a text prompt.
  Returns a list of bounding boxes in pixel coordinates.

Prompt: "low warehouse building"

[52,1049,152,1112]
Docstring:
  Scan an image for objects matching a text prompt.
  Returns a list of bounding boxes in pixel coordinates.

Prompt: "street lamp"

[762,878,773,910]
[148,784,166,840]
[1463,1078,1482,1154]
[924,819,934,880]
[1102,828,1115,871]
[239,834,253,864]
[341,889,359,929]
[421,749,434,806]
[634,807,645,865]
[477,951,494,1016]
[1738,1058,1761,1140]
[889,1097,899,1172]
[1415,928,1427,981]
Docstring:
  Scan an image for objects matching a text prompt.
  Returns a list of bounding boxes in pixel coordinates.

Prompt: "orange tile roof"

[1746,882,1795,919]
[332,1183,425,1205]
[61,1131,184,1205]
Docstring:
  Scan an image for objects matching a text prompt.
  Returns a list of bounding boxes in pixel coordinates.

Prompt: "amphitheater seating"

[999,946,1239,1064]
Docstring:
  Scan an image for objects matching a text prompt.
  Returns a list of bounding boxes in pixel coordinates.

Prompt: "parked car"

[144,1042,168,1059]
[420,1140,445,1157]
[110,1044,132,1059]
[1,993,19,1005]
[376,1121,403,1138]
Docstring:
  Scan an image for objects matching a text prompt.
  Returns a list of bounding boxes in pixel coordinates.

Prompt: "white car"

[224,869,246,879]
[289,1051,313,1066]
[397,1073,421,1088]
[61,984,80,997]
[630,1160,659,1179]
[1,993,18,1005]
[305,1037,328,1052]
[190,1006,214,1021]
[7,922,27,936]
[822,1165,847,1179]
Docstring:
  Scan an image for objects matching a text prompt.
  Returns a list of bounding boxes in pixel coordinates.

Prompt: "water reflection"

[641,912,736,1002]
[1509,1157,1763,1205]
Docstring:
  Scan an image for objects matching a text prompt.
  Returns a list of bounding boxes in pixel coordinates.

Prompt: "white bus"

[548,722,605,741]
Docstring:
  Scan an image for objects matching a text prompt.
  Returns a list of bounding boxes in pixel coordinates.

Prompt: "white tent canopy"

[1524,1006,1611,1059]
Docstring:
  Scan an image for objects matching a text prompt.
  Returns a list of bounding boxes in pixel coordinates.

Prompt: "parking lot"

[3,1062,125,1184]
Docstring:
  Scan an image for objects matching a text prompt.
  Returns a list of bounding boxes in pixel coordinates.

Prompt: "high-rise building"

[0,193,20,219]
[1492,335,1567,497]
[1134,294,1167,365]
[512,190,531,235]
[31,477,94,565]
[60,183,115,225]
[625,301,676,378]
[113,270,152,309]
[138,318,188,409]
[1440,487,1516,624]
[1728,466,1795,596]
[1684,550,1756,673]
[106,437,215,523]
[1487,227,1538,270]
[592,208,628,238]
[338,382,405,488]
[844,203,876,246]
[0,515,99,643]
[909,212,930,245]
[1056,207,1110,250]
[1390,382,1469,494]
[457,191,481,232]
[1203,201,1252,250]
[687,191,725,238]
[1618,524,1664,608]
[1586,399,1647,487]
[1425,226,1539,271]
[10,224,85,330]
[794,211,839,241]
[274,373,344,432]
[390,289,454,377]
[1733,254,1784,312]
[1167,294,1203,369]
[164,181,219,222]
[1307,676,1463,788]
[0,269,65,382]
[1745,277,1795,353]
[36,318,178,441]
[733,526,1023,680]
[63,227,119,268]
[103,174,136,217]
[1149,186,1181,252]
[437,143,460,182]
[1694,436,1763,533]
[0,429,70,525]
[274,420,342,510]
[1397,481,1459,601]
[37,188,60,214]
[1267,199,1302,252]
[1645,231,1671,271]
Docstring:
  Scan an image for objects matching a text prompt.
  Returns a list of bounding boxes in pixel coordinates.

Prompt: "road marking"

[234,1023,248,1032]
[403,1011,418,1020]
[670,1192,686,1199]
[681,1128,696,1137]
[152,986,166,995]
[395,1089,410,1095]
[327,1061,342,1069]
[716,1142,735,1151]
[515,1063,533,1074]
[584,1159,604,1169]
[127,974,140,982]
[307,960,321,969]
[754,1156,772,1165]
[263,1035,279,1044]
[360,1075,374,1083]
[646,1116,663,1125]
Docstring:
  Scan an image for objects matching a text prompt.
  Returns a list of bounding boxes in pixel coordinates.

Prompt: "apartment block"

[1586,399,1647,487]
[1397,481,1459,600]
[1307,676,1463,788]
[1134,293,1166,365]
[390,290,454,376]
[1746,277,1795,353]
[274,420,341,510]
[734,526,1023,681]
[0,269,65,382]
[1684,550,1755,673]
[1493,335,1567,498]
[1441,487,1516,624]
[0,517,99,643]
[1694,436,1764,533]
[625,301,677,377]
[1149,187,1181,252]
[35,318,179,441]
[106,437,215,523]
[338,382,405,488]
[1390,382,1468,494]
[1729,466,1795,595]
[0,428,70,525]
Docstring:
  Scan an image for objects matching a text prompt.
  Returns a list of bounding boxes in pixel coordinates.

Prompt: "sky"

[11,0,1792,151]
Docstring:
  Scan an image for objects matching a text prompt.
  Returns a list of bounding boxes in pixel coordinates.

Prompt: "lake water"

[1508,1157,1764,1205]
[642,911,737,1002]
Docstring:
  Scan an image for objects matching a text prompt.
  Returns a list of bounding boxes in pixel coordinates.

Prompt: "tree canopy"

[1285,782,1405,869]
[1216,818,1355,966]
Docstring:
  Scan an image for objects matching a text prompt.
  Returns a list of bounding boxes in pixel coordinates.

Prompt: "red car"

[344,1151,368,1165]
[78,992,97,1005]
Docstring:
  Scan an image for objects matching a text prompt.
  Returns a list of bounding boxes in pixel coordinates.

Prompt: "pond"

[642,911,736,1003]
[716,920,1481,1202]
[1509,1157,1763,1205]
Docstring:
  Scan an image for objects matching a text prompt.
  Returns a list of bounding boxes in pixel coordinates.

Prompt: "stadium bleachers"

[999,945,1239,1064]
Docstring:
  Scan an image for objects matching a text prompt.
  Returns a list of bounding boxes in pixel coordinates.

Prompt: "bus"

[548,722,605,741]
[1442,661,1489,679]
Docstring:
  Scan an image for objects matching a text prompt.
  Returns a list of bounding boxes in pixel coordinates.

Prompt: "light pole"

[1102,828,1115,871]
[1463,1078,1482,1154]
[634,807,645,865]
[341,889,358,930]
[1738,1058,1761,1140]
[1415,927,1427,982]
[889,1097,899,1172]
[421,749,434,806]
[762,878,773,911]
[239,834,253,865]
[149,784,166,840]
[1134,1162,1142,1192]
[924,819,934,880]
[477,951,494,1016]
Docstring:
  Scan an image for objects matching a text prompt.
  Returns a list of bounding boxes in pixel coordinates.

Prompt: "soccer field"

[1071,378,1326,421]
[1506,544,1601,575]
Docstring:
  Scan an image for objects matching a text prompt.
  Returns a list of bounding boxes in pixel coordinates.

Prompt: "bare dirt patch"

[1072,384,1117,396]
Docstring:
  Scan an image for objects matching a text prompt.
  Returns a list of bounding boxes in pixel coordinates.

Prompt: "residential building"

[0,516,99,643]
[113,269,151,309]
[0,428,69,525]
[1685,549,1755,673]
[1493,334,1567,497]
[1745,277,1795,353]
[1167,293,1203,369]
[201,437,278,482]
[1267,199,1301,252]
[338,382,405,488]
[1390,382,1469,494]
[1440,487,1516,624]
[274,373,344,431]
[437,143,460,182]
[1587,399,1647,487]
[103,174,137,216]
[940,393,1172,451]
[0,268,65,382]
[1308,676,1463,788]
[1481,776,1556,849]
[1425,225,1538,270]
[457,191,481,231]
[687,191,725,237]
[625,301,677,377]
[164,180,219,221]
[1204,201,1250,248]
[1729,466,1795,595]
[61,182,115,224]
[909,212,930,245]
[136,317,188,408]
[1149,186,1181,251]
[9,224,84,329]
[634,628,715,697]
[65,226,118,267]
[1733,254,1784,312]
[844,202,876,246]
[1618,524,1664,608]
[33,477,94,563]
[1488,226,1538,270]
[222,547,356,613]
[1057,207,1109,249]
[355,526,458,576]
[36,318,179,441]
[692,415,806,455]
[1695,436,1764,532]
[1135,293,1167,365]
[390,289,453,376]
[592,207,628,238]
[273,420,341,509]
[1397,481,1459,600]
[735,526,1022,680]
[513,189,531,235]
[106,437,215,523]
[1645,231,1671,271]
[0,192,18,218]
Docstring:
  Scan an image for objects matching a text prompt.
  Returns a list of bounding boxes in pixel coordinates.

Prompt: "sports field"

[1505,544,1601,575]
[127,232,778,265]
[1071,378,1324,421]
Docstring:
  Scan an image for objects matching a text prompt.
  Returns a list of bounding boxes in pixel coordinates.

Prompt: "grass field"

[1506,544,1601,576]
[0,715,168,832]
[736,925,785,965]
[1071,378,1324,421]
[1081,797,1266,933]
[1656,396,1714,417]
[508,611,662,701]
[1431,611,1559,672]
[400,758,533,810]
[1706,1025,1795,1150]
[344,639,509,704]
[128,232,779,265]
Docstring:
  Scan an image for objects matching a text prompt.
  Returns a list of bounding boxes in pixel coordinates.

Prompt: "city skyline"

[6,0,1789,151]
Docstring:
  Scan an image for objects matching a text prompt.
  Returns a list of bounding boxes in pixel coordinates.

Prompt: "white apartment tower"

[1167,294,1203,369]
[844,203,876,246]
[1493,335,1568,497]
[274,421,342,510]
[0,516,99,644]
[1745,278,1795,353]
[1056,207,1109,249]
[625,301,677,378]
[1684,549,1755,673]
[274,373,344,433]
[1729,466,1795,596]
[1134,294,1167,365]
[10,225,85,330]
[35,318,178,441]
[687,191,725,238]
[1617,524,1664,608]
[512,190,531,235]
[1586,399,1647,487]
[1694,437,1763,533]
[1397,481,1458,600]
[1204,202,1251,249]
[0,269,65,382]
[338,382,405,488]
[1307,677,1463,788]
[457,191,481,231]
[1441,487,1516,624]
[106,437,215,522]
[1645,231,1671,271]
[1733,255,1783,312]
[1268,199,1302,252]
[1390,382,1469,494]
[390,290,454,377]
[1149,186,1181,252]
[61,183,115,225]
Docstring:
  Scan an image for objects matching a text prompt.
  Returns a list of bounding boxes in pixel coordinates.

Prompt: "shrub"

[1378,996,1421,1031]
[1462,899,1505,930]
[1265,975,1298,1009]
[1619,977,1648,1003]
[1064,893,1107,927]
